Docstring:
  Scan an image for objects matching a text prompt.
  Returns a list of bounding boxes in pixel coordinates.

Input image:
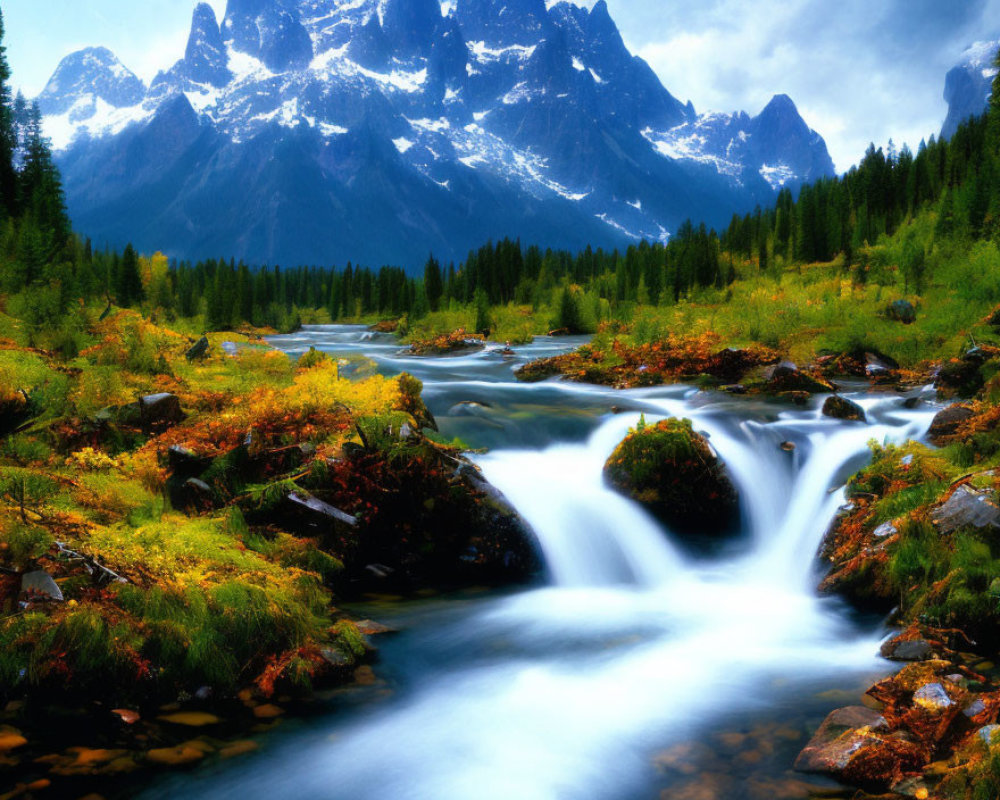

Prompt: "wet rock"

[251,704,284,720]
[604,417,739,540]
[708,348,771,383]
[881,637,935,662]
[928,405,974,444]
[146,745,206,766]
[912,683,955,712]
[20,571,64,603]
[354,619,396,636]
[186,336,210,361]
[978,724,1000,745]
[866,351,899,377]
[887,299,917,324]
[930,485,1000,534]
[873,521,899,539]
[823,395,867,422]
[794,706,925,789]
[763,362,835,394]
[408,331,485,356]
[0,730,27,752]
[158,711,221,727]
[964,699,987,719]
[219,741,259,760]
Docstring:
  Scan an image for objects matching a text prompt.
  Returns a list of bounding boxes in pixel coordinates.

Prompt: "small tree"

[553,286,583,334]
[117,244,145,307]
[423,255,443,312]
[473,288,491,336]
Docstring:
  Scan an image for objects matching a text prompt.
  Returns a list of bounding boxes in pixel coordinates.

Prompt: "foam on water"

[159,327,939,800]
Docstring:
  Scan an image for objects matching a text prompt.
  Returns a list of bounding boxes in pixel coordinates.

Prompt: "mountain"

[40,0,835,269]
[942,39,999,140]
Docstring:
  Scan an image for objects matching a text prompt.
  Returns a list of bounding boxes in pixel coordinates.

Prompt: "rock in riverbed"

[604,417,739,539]
[822,395,867,422]
[794,706,924,790]
[928,404,975,444]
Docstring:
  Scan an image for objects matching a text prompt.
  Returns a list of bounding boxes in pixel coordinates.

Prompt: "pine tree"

[0,10,17,219]
[424,255,443,312]
[554,286,583,334]
[19,103,69,247]
[117,244,144,307]
[473,288,491,336]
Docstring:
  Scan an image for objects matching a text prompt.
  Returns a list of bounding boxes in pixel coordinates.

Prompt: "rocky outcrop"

[604,417,739,539]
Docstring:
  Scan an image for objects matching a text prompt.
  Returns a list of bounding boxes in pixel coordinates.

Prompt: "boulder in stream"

[822,395,867,422]
[928,405,974,445]
[603,417,739,540]
[762,362,836,394]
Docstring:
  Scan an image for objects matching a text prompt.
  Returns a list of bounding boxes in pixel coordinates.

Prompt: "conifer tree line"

[2,0,999,343]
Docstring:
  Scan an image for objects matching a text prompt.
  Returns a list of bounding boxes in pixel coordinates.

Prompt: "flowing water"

[147,326,940,800]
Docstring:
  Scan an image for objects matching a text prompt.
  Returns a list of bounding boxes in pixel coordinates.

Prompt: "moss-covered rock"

[303,436,541,593]
[760,362,836,394]
[822,395,867,422]
[603,417,739,539]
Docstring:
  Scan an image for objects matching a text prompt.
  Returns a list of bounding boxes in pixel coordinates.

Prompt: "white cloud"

[609,0,999,171]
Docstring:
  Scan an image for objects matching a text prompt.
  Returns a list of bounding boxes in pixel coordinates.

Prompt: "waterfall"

[159,327,944,800]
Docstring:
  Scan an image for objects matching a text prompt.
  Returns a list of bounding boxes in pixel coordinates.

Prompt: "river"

[145,325,939,800]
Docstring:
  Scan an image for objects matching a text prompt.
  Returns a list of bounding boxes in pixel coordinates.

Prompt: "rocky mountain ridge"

[39,0,836,268]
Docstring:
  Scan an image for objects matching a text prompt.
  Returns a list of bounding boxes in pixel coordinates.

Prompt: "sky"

[4,0,1000,171]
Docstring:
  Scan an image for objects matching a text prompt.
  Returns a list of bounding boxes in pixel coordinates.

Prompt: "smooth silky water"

[145,325,941,800]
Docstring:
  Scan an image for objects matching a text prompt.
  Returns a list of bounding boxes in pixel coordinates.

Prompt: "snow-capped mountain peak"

[39,0,835,269]
[942,38,999,140]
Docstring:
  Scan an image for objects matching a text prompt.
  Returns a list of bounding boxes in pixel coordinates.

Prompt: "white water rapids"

[148,327,941,800]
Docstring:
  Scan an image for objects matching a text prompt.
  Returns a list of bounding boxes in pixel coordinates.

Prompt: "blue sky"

[5,0,1000,171]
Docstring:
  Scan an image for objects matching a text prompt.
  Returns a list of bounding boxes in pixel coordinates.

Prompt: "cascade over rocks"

[603,417,739,540]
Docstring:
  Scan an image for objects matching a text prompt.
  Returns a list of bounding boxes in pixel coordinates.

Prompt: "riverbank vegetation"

[4,0,1000,791]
